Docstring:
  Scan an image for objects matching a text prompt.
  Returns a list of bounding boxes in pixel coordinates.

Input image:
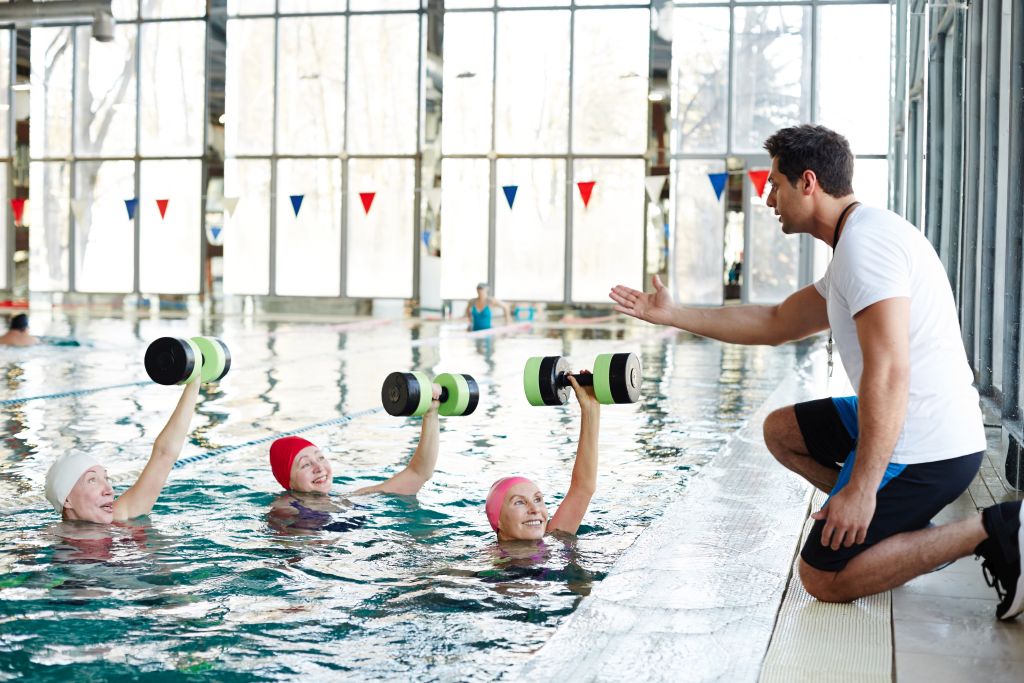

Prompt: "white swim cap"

[44,450,101,513]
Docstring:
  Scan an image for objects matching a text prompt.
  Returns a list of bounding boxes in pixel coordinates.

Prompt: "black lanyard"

[827,201,861,377]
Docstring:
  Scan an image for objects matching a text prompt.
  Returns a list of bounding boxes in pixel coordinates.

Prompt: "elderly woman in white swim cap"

[44,380,199,523]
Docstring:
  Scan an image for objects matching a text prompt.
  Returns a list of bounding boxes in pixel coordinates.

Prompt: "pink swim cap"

[269,436,316,490]
[485,476,534,531]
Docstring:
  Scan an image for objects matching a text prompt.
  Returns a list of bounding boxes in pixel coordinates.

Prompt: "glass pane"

[225,19,274,156]
[439,158,490,300]
[499,0,569,6]
[74,161,135,293]
[30,28,73,159]
[817,5,891,155]
[275,158,342,297]
[112,0,139,21]
[74,25,137,158]
[346,158,415,298]
[350,0,419,9]
[732,6,811,154]
[572,158,645,302]
[223,159,271,295]
[672,159,724,305]
[28,162,70,292]
[139,21,206,157]
[494,158,566,301]
[576,0,647,4]
[278,16,346,155]
[347,14,419,155]
[495,11,570,154]
[0,31,10,159]
[672,8,729,154]
[748,170,798,304]
[139,160,202,294]
[228,0,275,14]
[441,13,493,155]
[572,9,649,155]
[280,0,348,11]
[854,157,888,209]
[445,0,493,7]
[140,0,205,19]
[0,165,7,287]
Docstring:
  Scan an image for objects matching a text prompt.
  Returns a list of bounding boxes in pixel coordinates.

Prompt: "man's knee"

[799,559,854,603]
[763,406,800,455]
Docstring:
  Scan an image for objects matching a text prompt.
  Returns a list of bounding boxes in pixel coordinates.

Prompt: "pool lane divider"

[0,380,151,407]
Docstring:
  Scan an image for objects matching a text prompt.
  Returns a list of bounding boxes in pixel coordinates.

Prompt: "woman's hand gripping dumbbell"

[523,352,642,406]
[381,371,480,417]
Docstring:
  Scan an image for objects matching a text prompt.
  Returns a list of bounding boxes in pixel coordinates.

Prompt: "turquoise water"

[0,313,803,680]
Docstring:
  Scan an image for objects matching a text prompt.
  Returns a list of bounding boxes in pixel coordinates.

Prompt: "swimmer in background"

[0,314,38,347]
[45,380,200,530]
[485,371,599,542]
[267,385,442,533]
[464,282,511,332]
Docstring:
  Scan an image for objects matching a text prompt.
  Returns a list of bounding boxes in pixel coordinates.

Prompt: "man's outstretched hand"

[609,275,675,326]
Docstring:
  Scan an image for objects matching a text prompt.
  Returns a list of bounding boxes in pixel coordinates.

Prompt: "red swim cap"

[269,436,316,490]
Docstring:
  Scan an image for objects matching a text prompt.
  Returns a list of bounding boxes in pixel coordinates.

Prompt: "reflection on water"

[0,314,803,680]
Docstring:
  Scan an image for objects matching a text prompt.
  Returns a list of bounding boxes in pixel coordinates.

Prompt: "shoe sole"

[999,503,1024,620]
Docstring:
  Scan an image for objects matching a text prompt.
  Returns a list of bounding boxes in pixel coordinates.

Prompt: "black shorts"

[794,396,982,572]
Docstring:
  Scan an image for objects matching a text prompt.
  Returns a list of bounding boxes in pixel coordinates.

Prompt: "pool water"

[0,313,804,681]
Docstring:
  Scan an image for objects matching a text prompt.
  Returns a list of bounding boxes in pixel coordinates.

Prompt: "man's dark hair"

[9,314,27,331]
[763,125,854,197]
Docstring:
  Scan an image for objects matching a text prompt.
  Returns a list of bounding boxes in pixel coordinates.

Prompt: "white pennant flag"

[645,176,667,202]
[223,196,240,217]
[425,188,442,212]
[71,198,89,223]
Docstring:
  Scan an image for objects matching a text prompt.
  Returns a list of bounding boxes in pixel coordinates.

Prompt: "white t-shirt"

[814,205,985,465]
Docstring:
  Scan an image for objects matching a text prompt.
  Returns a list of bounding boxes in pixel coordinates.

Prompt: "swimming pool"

[0,312,803,680]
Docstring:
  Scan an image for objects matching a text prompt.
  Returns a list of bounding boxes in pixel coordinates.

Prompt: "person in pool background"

[464,283,511,332]
[44,380,200,525]
[0,313,38,347]
[267,385,443,531]
[486,372,599,541]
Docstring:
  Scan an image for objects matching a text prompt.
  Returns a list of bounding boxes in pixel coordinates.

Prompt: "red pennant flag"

[359,192,376,215]
[748,170,770,198]
[10,198,25,224]
[156,199,169,219]
[577,181,596,208]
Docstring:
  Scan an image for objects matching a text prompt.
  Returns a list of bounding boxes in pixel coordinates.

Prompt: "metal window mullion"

[564,7,575,305]
[340,13,350,298]
[726,6,734,155]
[412,10,425,304]
[4,30,13,291]
[67,27,77,294]
[979,0,1001,393]
[269,16,279,297]
[133,19,142,295]
[199,16,210,298]
[488,8,497,292]
[1000,0,1024,419]
[961,0,983,365]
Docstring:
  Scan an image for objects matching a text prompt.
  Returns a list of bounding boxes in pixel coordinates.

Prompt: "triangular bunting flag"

[223,196,239,216]
[10,198,25,224]
[289,194,304,217]
[125,198,138,220]
[425,188,441,212]
[421,230,431,250]
[502,185,518,209]
[156,199,169,219]
[211,226,222,240]
[644,176,667,202]
[748,169,770,198]
[707,172,728,201]
[359,192,376,215]
[577,181,596,208]
[71,198,89,222]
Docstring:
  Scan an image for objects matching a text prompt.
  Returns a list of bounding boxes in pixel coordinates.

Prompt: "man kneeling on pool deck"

[486,373,599,541]
[267,386,442,531]
[44,380,199,524]
[611,124,1024,621]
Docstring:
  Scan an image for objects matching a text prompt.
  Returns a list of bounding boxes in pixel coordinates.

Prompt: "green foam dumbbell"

[144,336,231,386]
[381,371,480,417]
[523,352,642,406]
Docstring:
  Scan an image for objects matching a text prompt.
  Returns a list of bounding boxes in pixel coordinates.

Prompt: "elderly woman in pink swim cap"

[486,372,600,541]
[44,381,200,525]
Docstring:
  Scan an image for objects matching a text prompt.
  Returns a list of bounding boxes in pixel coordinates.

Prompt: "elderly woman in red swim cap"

[485,372,600,541]
[267,387,442,532]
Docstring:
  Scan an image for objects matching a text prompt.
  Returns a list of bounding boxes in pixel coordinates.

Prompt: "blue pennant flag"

[502,185,518,209]
[707,173,728,201]
[290,194,304,217]
[211,226,222,241]
[421,230,431,250]
[124,198,139,220]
